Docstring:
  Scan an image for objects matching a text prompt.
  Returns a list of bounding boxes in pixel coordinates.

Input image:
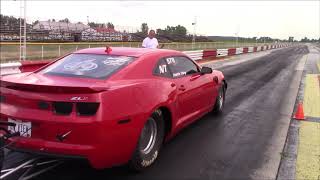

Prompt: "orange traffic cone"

[294,102,305,120]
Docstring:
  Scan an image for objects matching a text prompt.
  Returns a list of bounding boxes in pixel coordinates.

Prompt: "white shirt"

[142,37,159,49]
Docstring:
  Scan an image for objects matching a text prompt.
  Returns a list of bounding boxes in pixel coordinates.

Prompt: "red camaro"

[0,47,227,171]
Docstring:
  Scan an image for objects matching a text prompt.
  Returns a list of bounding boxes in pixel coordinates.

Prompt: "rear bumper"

[0,93,147,169]
[1,115,143,169]
[5,134,136,169]
[8,137,94,156]
[6,137,100,166]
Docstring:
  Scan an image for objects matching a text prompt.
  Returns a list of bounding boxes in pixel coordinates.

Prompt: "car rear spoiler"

[0,80,108,94]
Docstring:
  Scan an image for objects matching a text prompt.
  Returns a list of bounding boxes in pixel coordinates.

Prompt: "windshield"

[40,54,136,79]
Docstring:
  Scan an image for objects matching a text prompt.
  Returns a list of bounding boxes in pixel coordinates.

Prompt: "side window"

[153,58,172,78]
[167,56,199,78]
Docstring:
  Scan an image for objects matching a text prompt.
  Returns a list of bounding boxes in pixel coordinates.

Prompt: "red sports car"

[0,47,227,171]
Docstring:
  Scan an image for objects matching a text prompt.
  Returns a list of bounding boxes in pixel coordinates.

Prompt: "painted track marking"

[303,74,320,118]
[296,121,320,180]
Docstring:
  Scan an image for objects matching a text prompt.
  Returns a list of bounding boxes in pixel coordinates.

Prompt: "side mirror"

[200,66,212,74]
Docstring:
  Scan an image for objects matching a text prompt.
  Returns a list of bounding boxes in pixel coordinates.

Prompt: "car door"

[166,56,215,125]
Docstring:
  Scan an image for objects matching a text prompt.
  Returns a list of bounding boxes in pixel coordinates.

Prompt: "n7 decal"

[159,64,167,74]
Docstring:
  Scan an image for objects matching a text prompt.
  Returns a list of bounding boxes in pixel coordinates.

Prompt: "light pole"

[192,16,197,50]
[235,24,240,48]
[19,0,27,61]
[235,33,238,48]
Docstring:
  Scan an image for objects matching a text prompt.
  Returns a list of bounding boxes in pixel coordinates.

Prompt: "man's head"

[148,30,156,39]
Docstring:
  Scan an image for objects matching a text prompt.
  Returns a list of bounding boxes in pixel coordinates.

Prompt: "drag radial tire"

[129,109,165,172]
[213,85,225,114]
[0,149,3,171]
[0,139,4,171]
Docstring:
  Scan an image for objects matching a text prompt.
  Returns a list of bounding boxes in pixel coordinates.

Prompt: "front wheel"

[129,110,165,171]
[213,85,225,114]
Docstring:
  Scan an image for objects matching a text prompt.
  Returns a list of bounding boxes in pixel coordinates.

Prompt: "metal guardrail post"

[0,46,3,61]
[41,45,44,60]
[58,45,61,56]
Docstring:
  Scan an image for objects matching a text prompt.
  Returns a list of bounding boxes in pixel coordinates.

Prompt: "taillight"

[76,103,99,116]
[53,102,73,115]
[38,101,50,110]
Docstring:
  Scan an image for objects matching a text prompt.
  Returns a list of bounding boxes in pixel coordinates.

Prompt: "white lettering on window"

[159,65,167,74]
[166,58,175,64]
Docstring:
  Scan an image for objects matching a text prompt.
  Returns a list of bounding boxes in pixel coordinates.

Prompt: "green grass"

[0,42,269,63]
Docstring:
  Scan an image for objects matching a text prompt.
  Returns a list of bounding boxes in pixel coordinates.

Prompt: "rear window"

[40,54,136,79]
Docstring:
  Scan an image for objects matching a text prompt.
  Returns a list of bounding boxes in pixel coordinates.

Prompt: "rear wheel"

[129,110,165,171]
[213,85,225,114]
[0,141,3,171]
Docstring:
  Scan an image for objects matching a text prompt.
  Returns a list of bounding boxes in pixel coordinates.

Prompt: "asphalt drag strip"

[278,44,320,180]
[3,46,309,180]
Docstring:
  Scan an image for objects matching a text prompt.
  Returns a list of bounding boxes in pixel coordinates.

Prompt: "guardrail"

[183,50,204,61]
[1,42,276,62]
[0,62,22,76]
[0,60,52,76]
[0,44,292,76]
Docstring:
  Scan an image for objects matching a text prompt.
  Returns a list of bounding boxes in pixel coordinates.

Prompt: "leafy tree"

[59,18,70,23]
[156,28,164,35]
[107,22,114,29]
[157,25,187,36]
[300,37,310,42]
[0,14,28,30]
[175,25,187,36]
[88,22,105,28]
[32,20,39,25]
[141,23,148,34]
[88,22,97,28]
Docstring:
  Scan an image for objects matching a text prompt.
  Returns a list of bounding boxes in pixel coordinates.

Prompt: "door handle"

[190,74,201,81]
[178,85,186,91]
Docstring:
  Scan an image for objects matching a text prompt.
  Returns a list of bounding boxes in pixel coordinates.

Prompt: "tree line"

[300,37,319,43]
[140,23,187,36]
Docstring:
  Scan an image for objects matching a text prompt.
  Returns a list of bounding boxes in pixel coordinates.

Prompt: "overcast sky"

[1,1,319,40]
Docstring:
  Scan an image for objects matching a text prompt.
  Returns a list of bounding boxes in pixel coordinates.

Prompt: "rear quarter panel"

[97,78,177,162]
